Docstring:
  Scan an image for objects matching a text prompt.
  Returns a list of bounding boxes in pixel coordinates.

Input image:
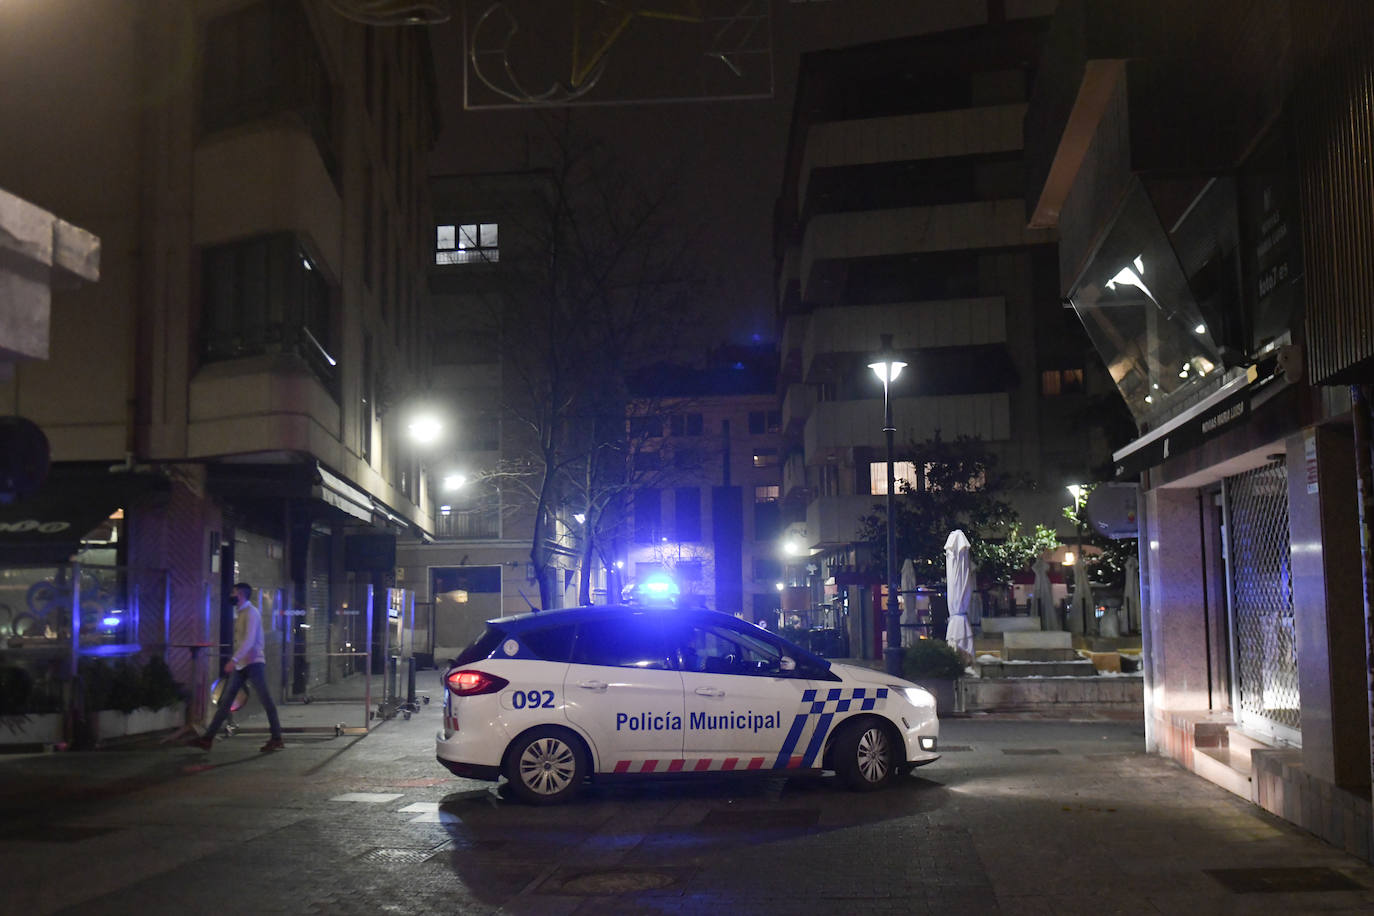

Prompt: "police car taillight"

[445,669,509,696]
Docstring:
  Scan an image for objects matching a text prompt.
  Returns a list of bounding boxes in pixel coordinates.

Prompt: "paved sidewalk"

[0,673,1371,914]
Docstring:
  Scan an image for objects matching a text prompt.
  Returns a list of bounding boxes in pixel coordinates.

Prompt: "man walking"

[193,582,285,752]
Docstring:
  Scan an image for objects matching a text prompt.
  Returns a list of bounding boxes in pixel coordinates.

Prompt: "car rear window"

[518,623,577,662]
[452,626,506,667]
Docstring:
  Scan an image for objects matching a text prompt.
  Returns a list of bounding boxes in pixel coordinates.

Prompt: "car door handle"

[694,686,725,697]
[578,680,608,691]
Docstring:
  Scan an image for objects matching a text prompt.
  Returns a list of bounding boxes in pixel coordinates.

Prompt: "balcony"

[434,508,500,540]
[806,493,880,550]
[781,383,816,435]
[798,200,1054,303]
[801,299,1006,382]
[804,393,1011,459]
[798,103,1028,211]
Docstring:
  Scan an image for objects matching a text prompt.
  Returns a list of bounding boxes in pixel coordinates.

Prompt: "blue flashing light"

[101,616,123,628]
[624,574,681,607]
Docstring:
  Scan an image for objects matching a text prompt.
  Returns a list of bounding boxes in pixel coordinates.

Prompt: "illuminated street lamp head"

[868,334,907,385]
[442,473,466,492]
[1066,483,1085,501]
[408,413,443,445]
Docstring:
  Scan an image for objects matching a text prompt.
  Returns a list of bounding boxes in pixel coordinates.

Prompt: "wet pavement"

[1,672,1372,914]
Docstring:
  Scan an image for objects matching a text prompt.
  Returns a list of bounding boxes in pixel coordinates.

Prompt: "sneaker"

[190,736,214,750]
[261,738,285,752]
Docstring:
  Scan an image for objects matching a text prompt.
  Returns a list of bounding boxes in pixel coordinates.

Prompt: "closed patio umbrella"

[899,558,919,646]
[944,530,973,659]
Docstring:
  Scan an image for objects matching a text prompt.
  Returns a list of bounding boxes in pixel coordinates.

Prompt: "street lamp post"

[869,335,908,677]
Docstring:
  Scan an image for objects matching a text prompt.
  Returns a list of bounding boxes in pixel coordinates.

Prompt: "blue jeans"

[205,662,282,741]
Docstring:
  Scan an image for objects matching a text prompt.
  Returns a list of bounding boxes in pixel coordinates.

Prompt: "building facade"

[1025,0,1373,858]
[0,0,439,706]
[774,8,1114,659]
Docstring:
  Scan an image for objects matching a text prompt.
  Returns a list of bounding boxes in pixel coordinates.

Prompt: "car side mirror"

[779,656,796,672]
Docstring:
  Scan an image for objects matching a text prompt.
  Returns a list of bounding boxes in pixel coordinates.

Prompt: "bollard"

[405,656,417,707]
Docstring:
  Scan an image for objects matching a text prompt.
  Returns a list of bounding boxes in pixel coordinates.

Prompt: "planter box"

[912,678,960,715]
[0,712,64,746]
[94,703,185,741]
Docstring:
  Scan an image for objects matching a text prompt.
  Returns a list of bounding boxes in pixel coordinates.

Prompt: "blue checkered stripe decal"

[773,687,889,769]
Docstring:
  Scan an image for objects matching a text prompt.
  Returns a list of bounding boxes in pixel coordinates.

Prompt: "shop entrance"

[1222,460,1300,745]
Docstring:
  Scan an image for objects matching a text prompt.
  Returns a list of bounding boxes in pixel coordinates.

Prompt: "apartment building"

[0,0,439,701]
[622,353,785,621]
[396,172,553,661]
[774,12,1113,658]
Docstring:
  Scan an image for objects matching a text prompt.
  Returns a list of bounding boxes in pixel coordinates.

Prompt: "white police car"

[436,604,939,804]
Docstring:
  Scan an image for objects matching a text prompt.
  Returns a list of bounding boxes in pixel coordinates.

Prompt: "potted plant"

[902,638,965,715]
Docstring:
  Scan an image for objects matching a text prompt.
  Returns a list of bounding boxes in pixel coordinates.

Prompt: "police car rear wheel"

[504,727,587,805]
[833,719,897,791]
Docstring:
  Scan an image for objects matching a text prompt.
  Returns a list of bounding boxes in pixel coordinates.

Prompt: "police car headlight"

[890,684,935,709]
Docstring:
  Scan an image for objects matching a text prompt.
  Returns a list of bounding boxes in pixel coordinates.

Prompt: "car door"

[562,614,685,774]
[672,617,819,770]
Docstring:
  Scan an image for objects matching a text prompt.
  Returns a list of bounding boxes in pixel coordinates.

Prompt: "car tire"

[503,727,588,805]
[832,718,899,792]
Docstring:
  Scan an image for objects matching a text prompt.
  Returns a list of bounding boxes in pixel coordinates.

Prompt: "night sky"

[427,1,998,346]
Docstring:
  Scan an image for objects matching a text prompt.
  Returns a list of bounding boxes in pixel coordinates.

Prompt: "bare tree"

[467,117,709,607]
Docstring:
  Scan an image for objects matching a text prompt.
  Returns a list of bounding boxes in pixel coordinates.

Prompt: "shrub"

[81,657,186,712]
[902,639,966,680]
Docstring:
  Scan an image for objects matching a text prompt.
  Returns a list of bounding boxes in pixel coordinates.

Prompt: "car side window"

[572,617,672,670]
[519,623,577,662]
[676,622,790,676]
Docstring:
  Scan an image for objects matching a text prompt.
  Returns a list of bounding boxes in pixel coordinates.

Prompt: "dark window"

[573,617,671,669]
[362,167,374,289]
[633,450,661,472]
[669,413,703,436]
[200,233,337,397]
[754,500,781,541]
[361,334,373,462]
[748,411,766,435]
[519,624,577,663]
[201,0,338,187]
[672,446,700,470]
[675,487,701,542]
[634,488,661,543]
[629,415,663,438]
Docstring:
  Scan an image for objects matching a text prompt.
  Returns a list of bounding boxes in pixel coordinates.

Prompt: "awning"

[1112,354,1283,479]
[314,464,373,522]
[0,465,167,565]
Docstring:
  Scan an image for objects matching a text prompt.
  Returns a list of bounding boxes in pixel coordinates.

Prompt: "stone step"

[1194,745,1254,800]
[975,659,1098,678]
[1225,726,1274,755]
[1003,648,1081,662]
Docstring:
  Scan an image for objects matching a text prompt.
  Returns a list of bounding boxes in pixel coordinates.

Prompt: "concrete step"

[1225,726,1274,755]
[1004,648,1081,662]
[1194,745,1255,800]
[975,660,1098,678]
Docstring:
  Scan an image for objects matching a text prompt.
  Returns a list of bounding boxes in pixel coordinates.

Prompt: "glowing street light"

[408,413,443,445]
[869,333,908,677]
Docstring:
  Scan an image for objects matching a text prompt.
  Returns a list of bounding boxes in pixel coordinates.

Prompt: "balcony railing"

[435,509,500,540]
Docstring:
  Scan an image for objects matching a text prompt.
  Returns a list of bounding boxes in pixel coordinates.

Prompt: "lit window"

[870,461,919,495]
[436,222,499,265]
[754,485,779,503]
[752,449,779,468]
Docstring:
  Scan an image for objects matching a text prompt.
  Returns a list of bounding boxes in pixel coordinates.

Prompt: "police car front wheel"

[503,727,588,805]
[832,718,899,791]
